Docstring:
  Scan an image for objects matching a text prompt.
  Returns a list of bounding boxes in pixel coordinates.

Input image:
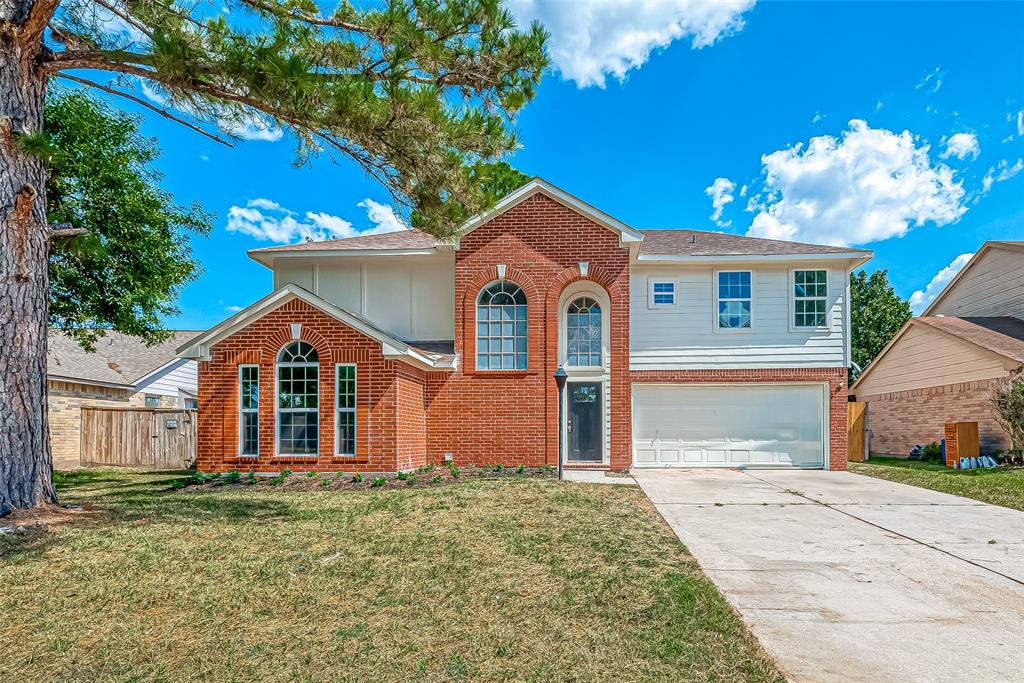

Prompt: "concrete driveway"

[633,469,1024,683]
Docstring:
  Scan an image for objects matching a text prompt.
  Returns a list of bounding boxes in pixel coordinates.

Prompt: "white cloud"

[219,113,284,142]
[506,0,756,88]
[812,112,823,125]
[226,305,244,313]
[909,252,974,314]
[226,198,408,243]
[1018,110,1024,136]
[982,158,1024,193]
[940,132,979,160]
[745,120,967,247]
[876,100,884,112]
[704,177,736,227]
[916,67,944,93]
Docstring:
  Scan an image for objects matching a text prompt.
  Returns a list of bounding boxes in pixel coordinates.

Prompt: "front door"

[568,382,602,462]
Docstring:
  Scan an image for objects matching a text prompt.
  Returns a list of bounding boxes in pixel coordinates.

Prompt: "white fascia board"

[248,247,438,268]
[636,251,872,267]
[458,178,645,245]
[47,374,135,391]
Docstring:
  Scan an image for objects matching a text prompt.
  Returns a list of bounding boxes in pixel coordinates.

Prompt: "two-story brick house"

[178,179,872,473]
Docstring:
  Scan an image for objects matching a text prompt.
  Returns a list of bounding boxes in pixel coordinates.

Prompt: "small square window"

[650,281,676,306]
[144,395,161,408]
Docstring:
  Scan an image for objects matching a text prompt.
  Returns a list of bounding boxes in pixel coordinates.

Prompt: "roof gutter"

[636,251,873,267]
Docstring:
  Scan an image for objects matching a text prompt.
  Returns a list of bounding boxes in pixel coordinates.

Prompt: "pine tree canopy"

[42,0,549,237]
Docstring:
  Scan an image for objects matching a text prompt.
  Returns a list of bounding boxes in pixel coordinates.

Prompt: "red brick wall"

[197,299,427,473]
[857,379,1011,456]
[630,368,850,470]
[426,192,633,470]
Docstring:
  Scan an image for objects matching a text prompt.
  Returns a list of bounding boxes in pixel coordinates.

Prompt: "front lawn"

[0,470,781,682]
[850,457,1024,511]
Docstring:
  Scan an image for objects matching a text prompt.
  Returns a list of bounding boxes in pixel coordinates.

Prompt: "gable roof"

[922,241,1024,316]
[176,284,457,371]
[638,229,872,263]
[850,315,1024,393]
[459,177,645,244]
[48,330,202,389]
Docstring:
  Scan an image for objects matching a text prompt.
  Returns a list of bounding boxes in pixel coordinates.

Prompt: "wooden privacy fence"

[81,407,196,469]
[847,402,867,463]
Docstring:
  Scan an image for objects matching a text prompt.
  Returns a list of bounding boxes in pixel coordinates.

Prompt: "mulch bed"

[177,464,559,492]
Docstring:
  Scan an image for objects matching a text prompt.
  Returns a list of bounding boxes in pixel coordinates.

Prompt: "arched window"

[476,281,527,370]
[566,296,602,367]
[276,341,319,455]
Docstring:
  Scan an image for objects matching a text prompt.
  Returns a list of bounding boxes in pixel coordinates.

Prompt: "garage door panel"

[633,384,825,469]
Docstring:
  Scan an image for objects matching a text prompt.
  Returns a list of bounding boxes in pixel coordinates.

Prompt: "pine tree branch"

[236,0,371,33]
[89,0,154,40]
[48,223,88,238]
[55,73,233,147]
[19,0,61,49]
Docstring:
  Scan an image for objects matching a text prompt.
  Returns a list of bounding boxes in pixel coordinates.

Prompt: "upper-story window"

[566,296,602,367]
[794,269,828,328]
[649,280,676,307]
[717,271,752,329]
[276,341,319,455]
[476,281,527,370]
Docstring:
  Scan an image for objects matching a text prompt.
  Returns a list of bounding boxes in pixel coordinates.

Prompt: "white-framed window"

[716,270,752,329]
[276,341,319,455]
[238,364,259,456]
[476,281,528,370]
[566,296,602,367]
[793,269,829,328]
[648,279,676,307]
[335,364,356,456]
[144,394,161,408]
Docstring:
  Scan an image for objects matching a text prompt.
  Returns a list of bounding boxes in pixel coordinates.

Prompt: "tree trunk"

[0,0,57,513]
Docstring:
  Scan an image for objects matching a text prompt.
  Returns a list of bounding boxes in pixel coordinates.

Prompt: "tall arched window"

[476,281,527,370]
[276,341,319,455]
[566,296,602,367]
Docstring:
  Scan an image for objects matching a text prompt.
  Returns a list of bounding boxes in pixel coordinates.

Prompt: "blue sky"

[94,1,1024,329]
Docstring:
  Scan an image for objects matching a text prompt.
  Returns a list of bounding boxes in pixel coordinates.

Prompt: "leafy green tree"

[850,269,912,378]
[0,0,548,510]
[42,89,210,350]
[412,160,531,228]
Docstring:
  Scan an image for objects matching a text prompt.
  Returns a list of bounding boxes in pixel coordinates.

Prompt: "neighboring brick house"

[851,241,1024,455]
[48,330,201,469]
[179,179,871,474]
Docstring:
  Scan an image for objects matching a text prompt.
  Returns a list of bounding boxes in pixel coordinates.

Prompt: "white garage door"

[633,384,826,468]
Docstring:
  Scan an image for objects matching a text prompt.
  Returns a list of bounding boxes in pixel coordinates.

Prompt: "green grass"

[0,470,781,682]
[851,457,1024,511]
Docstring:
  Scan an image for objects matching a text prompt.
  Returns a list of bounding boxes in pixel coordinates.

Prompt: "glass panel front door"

[568,382,602,462]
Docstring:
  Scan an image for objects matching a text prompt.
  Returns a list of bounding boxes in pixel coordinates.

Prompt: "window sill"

[467,369,537,377]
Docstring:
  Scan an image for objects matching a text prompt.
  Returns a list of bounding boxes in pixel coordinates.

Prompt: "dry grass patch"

[0,469,782,682]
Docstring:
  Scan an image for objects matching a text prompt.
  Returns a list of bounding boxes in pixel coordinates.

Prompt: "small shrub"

[448,466,460,478]
[224,470,241,484]
[432,474,442,484]
[170,479,187,490]
[246,471,256,483]
[192,471,209,485]
[418,465,432,474]
[371,477,386,488]
[306,471,318,478]
[397,471,408,481]
[407,475,417,486]
[493,464,505,473]
[281,468,293,478]
[921,442,942,463]
[542,464,555,473]
[320,478,332,487]
[516,464,525,475]
[351,473,363,483]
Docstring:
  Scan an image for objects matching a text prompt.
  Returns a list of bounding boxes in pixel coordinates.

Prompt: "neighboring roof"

[177,284,457,371]
[914,316,1024,363]
[460,177,645,244]
[48,330,202,388]
[850,315,1024,392]
[638,228,872,264]
[922,241,1024,316]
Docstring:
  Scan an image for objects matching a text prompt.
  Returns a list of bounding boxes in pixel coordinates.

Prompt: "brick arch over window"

[257,323,333,366]
[459,267,539,373]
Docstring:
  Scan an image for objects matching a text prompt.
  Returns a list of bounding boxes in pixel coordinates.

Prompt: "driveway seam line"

[739,471,1024,588]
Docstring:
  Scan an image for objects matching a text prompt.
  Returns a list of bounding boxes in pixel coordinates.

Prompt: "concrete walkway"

[633,468,1024,683]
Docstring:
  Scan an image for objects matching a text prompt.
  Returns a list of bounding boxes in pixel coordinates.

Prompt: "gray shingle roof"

[639,229,868,257]
[914,316,1024,363]
[48,330,203,387]
[249,229,437,254]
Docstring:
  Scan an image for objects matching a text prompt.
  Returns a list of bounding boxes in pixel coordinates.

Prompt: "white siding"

[274,252,455,341]
[930,246,1024,318]
[135,359,198,398]
[630,262,848,369]
[853,324,1011,396]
